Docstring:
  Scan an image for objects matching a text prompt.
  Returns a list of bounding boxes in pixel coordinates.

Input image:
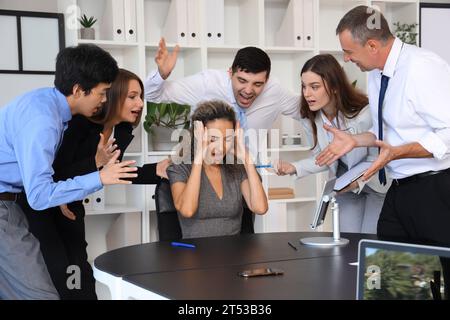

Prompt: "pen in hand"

[288,241,298,251]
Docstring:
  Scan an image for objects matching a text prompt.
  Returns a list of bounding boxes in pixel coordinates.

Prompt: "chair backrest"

[155,179,182,241]
[154,179,255,241]
[241,204,255,234]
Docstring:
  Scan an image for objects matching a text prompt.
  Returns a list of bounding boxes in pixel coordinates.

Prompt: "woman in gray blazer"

[274,54,390,234]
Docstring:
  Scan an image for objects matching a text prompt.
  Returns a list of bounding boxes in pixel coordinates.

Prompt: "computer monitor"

[357,239,450,300]
[310,177,336,230]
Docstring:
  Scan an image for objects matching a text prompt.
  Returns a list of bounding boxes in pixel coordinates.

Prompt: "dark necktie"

[378,75,389,185]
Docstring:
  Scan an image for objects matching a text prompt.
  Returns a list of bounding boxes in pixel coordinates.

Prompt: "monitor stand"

[300,197,349,247]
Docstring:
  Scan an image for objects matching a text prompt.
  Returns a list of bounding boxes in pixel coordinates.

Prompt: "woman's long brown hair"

[300,54,368,149]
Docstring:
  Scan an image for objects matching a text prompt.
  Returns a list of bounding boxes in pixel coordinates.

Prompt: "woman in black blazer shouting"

[20,69,170,299]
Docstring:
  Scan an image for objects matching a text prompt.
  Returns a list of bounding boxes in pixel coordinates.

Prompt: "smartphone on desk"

[238,267,284,278]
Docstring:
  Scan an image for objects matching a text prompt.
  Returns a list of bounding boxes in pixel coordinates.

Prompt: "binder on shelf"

[82,194,93,211]
[92,189,105,211]
[162,0,188,46]
[205,0,224,45]
[101,0,125,41]
[187,0,200,45]
[124,0,137,42]
[275,0,304,47]
[100,0,137,42]
[303,0,315,48]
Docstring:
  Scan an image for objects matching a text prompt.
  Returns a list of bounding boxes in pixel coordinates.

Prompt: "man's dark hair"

[336,5,393,45]
[231,47,271,79]
[54,44,118,96]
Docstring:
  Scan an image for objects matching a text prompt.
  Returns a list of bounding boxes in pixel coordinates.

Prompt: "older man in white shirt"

[316,6,450,250]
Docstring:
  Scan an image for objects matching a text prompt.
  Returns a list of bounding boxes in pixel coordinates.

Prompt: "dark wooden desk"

[94,232,376,299]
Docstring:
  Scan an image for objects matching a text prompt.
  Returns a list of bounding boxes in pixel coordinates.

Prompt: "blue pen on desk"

[171,241,196,249]
[255,164,273,169]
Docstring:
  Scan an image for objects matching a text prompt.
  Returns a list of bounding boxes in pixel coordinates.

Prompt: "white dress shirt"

[144,69,301,130]
[368,38,450,179]
[292,106,390,194]
[320,111,350,167]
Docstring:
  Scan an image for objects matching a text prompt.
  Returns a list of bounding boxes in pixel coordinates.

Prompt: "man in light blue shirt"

[0,44,137,299]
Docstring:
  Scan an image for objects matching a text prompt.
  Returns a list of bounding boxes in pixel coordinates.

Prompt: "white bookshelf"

[54,0,419,255]
[268,146,311,152]
[85,205,143,216]
[269,197,317,203]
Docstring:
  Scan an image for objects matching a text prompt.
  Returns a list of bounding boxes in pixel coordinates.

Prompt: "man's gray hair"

[336,5,393,45]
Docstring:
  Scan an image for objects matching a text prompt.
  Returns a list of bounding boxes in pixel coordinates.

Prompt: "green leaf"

[143,102,191,134]
[79,14,97,28]
[143,121,151,133]
[174,105,185,116]
[393,21,418,45]
[147,102,157,117]
[159,103,168,117]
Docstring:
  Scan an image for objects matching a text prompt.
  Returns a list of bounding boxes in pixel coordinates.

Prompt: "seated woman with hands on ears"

[167,100,268,239]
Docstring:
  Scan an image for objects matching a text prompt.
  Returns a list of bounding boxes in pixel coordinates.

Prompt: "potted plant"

[143,102,191,151]
[79,14,97,40]
[393,22,418,45]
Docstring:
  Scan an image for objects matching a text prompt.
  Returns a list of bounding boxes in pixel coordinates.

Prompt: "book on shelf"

[268,187,295,200]
[205,0,224,45]
[162,0,188,45]
[274,0,315,48]
[101,0,137,42]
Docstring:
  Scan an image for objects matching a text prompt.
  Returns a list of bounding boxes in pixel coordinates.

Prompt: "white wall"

[0,75,54,106]
[0,0,57,12]
[420,1,450,65]
[0,0,59,107]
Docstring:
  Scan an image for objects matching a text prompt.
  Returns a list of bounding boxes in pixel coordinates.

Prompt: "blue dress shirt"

[0,87,102,210]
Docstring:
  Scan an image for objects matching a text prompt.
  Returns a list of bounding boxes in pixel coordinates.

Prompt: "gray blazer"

[292,106,391,194]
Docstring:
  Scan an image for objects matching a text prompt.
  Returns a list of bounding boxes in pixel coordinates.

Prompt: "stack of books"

[268,187,295,200]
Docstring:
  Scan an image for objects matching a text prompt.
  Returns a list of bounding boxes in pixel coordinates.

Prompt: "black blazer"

[52,115,160,204]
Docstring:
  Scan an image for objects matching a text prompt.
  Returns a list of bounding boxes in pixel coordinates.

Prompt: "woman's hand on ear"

[234,121,253,164]
[193,121,207,165]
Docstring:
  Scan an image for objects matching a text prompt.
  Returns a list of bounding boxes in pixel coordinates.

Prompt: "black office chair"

[154,179,254,241]
[154,179,182,241]
[241,201,255,234]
